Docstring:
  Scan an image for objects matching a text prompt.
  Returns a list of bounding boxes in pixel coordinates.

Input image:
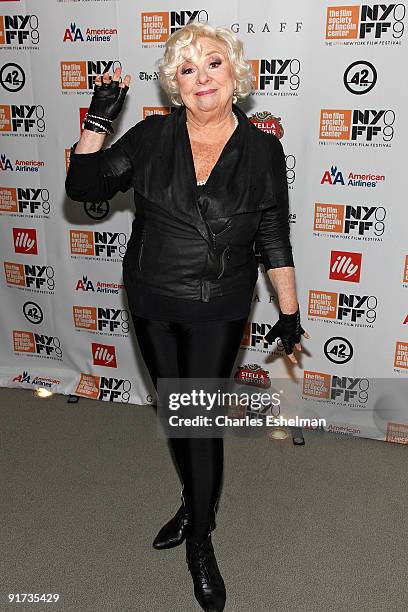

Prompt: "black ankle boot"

[186,533,226,612]
[152,491,216,550]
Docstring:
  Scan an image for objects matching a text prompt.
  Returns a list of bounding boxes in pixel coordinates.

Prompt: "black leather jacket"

[65,102,294,303]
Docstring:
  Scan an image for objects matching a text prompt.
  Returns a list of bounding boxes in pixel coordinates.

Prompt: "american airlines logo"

[13,227,37,254]
[92,342,117,368]
[329,250,362,282]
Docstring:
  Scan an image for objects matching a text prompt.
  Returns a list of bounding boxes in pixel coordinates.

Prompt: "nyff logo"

[325,5,405,41]
[141,11,208,43]
[92,342,117,368]
[247,59,300,92]
[0,14,39,46]
[13,227,37,254]
[0,104,45,133]
[329,251,362,282]
[319,109,394,143]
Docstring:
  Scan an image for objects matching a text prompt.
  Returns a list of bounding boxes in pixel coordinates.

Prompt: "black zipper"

[138,231,145,271]
[217,246,230,280]
[208,222,231,251]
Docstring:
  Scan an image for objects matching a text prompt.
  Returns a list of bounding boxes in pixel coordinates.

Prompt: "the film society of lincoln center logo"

[0,187,51,218]
[73,306,129,336]
[70,230,127,262]
[247,59,300,95]
[0,14,40,48]
[4,261,55,294]
[12,330,62,361]
[313,203,386,241]
[302,370,369,407]
[141,10,209,44]
[308,290,377,328]
[75,373,132,403]
[60,60,122,90]
[0,104,45,134]
[325,5,405,42]
[319,109,395,144]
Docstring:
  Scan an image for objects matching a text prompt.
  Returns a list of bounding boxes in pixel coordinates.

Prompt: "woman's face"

[175,36,235,113]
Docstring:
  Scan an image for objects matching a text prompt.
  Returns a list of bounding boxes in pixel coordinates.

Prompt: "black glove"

[82,74,129,135]
[264,305,306,355]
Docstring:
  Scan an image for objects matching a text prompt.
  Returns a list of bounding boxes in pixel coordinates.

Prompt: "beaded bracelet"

[82,113,113,135]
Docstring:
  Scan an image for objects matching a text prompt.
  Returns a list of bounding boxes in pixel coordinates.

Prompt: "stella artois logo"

[249,111,284,139]
[234,364,271,388]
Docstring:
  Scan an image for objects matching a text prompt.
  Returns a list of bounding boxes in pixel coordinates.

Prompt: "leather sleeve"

[65,119,145,202]
[254,134,294,271]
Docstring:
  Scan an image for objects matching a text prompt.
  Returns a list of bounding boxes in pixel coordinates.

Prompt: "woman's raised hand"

[84,67,132,135]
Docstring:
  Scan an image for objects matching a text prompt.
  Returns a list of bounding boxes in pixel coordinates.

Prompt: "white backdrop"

[1,0,407,444]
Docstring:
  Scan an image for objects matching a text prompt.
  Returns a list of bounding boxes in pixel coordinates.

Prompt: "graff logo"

[70,230,127,259]
[308,290,377,325]
[313,203,386,239]
[4,261,55,291]
[60,60,122,90]
[141,10,209,44]
[0,187,50,215]
[73,306,129,334]
[234,364,271,388]
[248,111,284,138]
[319,109,394,142]
[303,370,369,404]
[248,59,300,92]
[325,5,405,41]
[329,250,362,282]
[0,14,39,46]
[0,105,45,133]
[13,227,37,254]
[63,23,118,43]
[321,165,386,187]
[92,342,117,367]
[13,331,62,358]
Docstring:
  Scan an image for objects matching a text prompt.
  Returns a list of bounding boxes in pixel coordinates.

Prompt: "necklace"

[190,112,238,186]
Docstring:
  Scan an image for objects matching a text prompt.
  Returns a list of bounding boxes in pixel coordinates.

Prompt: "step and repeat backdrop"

[1,0,407,444]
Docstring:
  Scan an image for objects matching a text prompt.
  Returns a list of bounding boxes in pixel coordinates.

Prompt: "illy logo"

[13,228,37,254]
[92,342,117,368]
[329,251,362,283]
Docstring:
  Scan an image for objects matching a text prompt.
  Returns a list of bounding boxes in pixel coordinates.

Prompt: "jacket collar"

[139,102,271,246]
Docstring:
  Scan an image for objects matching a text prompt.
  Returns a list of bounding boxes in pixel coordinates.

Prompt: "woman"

[65,21,309,612]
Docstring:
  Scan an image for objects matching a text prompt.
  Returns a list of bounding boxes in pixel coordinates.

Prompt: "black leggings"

[130,314,247,542]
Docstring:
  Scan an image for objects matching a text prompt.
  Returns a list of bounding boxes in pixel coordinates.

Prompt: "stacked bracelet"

[82,112,113,135]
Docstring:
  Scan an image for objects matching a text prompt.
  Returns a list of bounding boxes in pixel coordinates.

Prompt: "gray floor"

[1,387,407,612]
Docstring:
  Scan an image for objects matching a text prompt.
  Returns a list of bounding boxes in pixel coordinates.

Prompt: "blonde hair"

[157,21,254,106]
